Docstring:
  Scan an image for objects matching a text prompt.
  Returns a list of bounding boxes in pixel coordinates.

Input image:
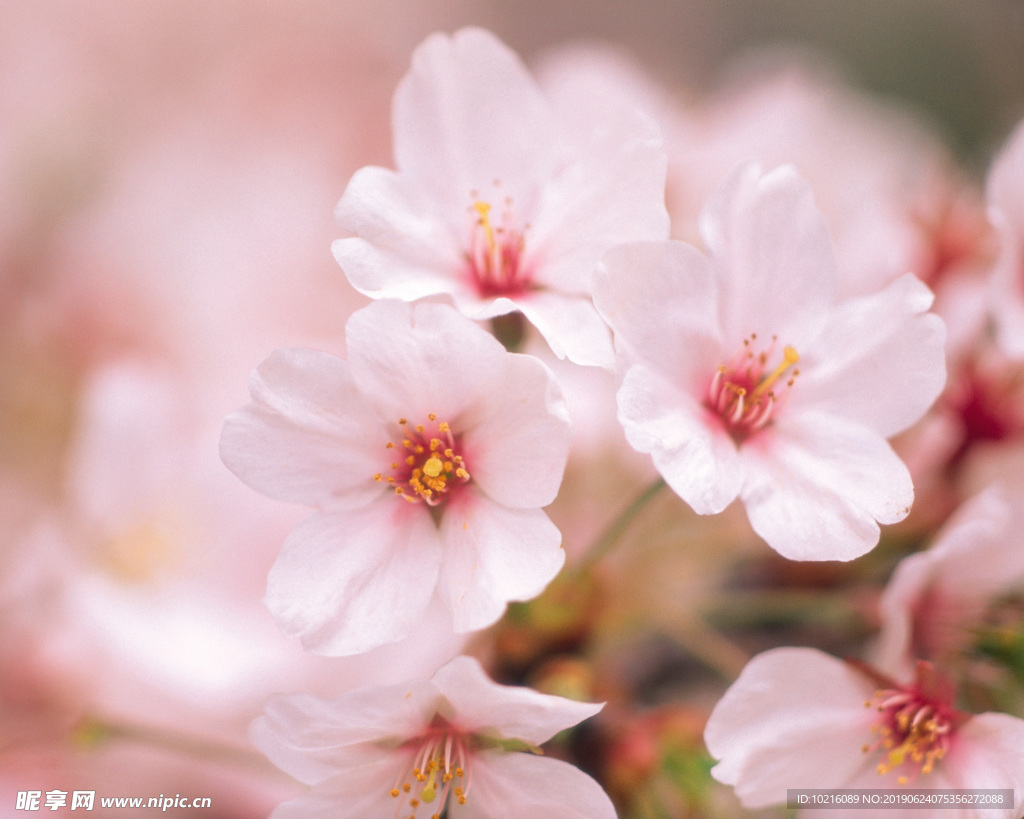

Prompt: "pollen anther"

[376,416,471,507]
[707,336,800,439]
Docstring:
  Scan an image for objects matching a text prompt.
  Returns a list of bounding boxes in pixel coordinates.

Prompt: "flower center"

[465,188,531,298]
[389,728,471,819]
[374,415,470,506]
[707,334,800,440]
[862,680,955,785]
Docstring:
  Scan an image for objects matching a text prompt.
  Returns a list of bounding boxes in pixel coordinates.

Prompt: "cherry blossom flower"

[704,647,1024,814]
[874,486,1024,677]
[251,654,616,819]
[677,63,963,301]
[333,27,669,369]
[987,118,1024,359]
[593,162,946,560]
[220,300,571,656]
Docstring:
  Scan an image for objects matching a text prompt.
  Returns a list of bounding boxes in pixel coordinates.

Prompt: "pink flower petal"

[345,300,508,423]
[943,712,1024,797]
[464,750,617,819]
[617,362,742,514]
[527,108,669,294]
[793,273,946,438]
[467,353,571,509]
[704,647,874,808]
[252,687,426,784]
[437,494,564,633]
[392,28,561,219]
[742,412,914,560]
[595,239,723,388]
[219,347,386,509]
[516,289,616,369]
[700,162,835,350]
[333,165,463,300]
[267,753,409,819]
[265,500,441,655]
[431,656,603,745]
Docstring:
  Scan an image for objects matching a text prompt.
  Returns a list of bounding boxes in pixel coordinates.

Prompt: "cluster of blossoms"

[13,13,1023,817]
[209,25,1024,818]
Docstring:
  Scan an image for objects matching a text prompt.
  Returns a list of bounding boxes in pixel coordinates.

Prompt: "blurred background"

[2,1,1023,817]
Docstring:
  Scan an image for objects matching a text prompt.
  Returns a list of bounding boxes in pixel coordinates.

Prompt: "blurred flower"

[333,27,669,368]
[988,118,1024,359]
[704,647,1024,812]
[595,162,946,560]
[874,486,1024,677]
[674,60,957,300]
[221,300,571,655]
[251,654,616,819]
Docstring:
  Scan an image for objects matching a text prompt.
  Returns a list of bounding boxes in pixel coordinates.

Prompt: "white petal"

[594,240,723,386]
[704,647,873,808]
[333,165,464,300]
[793,273,947,437]
[741,413,914,560]
[527,108,669,294]
[252,688,428,784]
[431,655,603,745]
[467,353,571,509]
[700,162,835,349]
[219,347,386,509]
[437,494,564,633]
[516,290,616,369]
[617,363,742,514]
[393,28,561,217]
[943,712,1024,802]
[265,501,441,656]
[345,300,508,423]
[267,753,409,819]
[463,751,617,819]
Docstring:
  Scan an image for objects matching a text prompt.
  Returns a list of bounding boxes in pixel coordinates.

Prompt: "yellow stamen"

[751,345,799,400]
[474,202,495,250]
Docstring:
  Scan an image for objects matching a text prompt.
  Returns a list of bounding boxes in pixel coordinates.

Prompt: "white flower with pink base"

[333,27,669,369]
[594,162,947,560]
[704,647,1024,816]
[220,300,571,656]
[252,654,616,819]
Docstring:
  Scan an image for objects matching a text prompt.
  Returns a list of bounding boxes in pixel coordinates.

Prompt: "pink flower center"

[375,416,470,506]
[465,191,532,298]
[389,726,472,819]
[707,334,800,440]
[862,682,955,785]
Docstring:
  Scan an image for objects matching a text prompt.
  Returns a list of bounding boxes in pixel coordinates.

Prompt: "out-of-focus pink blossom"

[874,486,1024,677]
[675,61,958,300]
[221,300,571,655]
[594,162,946,560]
[333,27,669,369]
[48,358,463,716]
[987,118,1024,359]
[252,654,616,819]
[705,647,1024,815]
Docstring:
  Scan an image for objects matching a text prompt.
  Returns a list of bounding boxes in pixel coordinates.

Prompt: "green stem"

[575,477,667,575]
